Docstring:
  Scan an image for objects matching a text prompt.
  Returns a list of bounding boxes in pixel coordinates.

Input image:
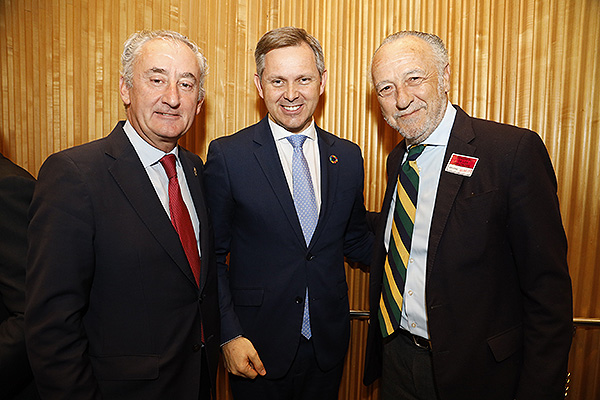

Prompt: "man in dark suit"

[364,31,572,400]
[204,27,373,399]
[25,30,219,399]
[0,153,39,399]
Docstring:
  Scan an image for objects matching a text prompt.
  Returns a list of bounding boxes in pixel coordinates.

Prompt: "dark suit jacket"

[0,154,39,399]
[364,106,572,400]
[204,116,373,379]
[25,122,219,399]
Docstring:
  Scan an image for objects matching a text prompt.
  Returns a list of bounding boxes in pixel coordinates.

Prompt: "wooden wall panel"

[1,0,598,398]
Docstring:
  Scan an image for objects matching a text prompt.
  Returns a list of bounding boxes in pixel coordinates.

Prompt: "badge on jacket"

[445,153,478,177]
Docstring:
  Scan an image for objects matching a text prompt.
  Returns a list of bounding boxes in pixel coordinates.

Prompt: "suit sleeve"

[341,146,374,265]
[0,173,36,396]
[203,140,244,344]
[25,153,101,399]
[507,133,572,399]
[365,211,381,234]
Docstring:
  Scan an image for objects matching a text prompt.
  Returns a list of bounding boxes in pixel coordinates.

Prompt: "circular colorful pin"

[329,155,338,164]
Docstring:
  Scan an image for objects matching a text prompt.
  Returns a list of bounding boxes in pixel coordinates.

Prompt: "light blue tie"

[286,134,318,339]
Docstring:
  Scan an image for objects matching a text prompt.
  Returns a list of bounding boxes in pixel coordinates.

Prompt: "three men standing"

[22,26,572,400]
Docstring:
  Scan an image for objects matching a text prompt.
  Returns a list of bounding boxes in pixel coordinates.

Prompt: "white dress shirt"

[123,121,201,257]
[268,118,322,213]
[383,102,456,338]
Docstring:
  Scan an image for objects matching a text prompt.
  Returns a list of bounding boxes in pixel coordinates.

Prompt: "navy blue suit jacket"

[26,122,220,399]
[364,107,572,400]
[204,117,373,379]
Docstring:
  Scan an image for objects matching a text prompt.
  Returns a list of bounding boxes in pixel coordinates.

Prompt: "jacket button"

[192,344,201,352]
[306,253,314,261]
[295,296,303,304]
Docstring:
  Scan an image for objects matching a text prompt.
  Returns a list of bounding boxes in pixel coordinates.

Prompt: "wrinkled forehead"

[372,37,438,78]
[138,38,183,62]
[375,37,436,65]
[137,38,200,76]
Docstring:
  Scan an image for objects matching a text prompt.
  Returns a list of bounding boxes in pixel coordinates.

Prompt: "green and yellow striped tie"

[378,144,426,337]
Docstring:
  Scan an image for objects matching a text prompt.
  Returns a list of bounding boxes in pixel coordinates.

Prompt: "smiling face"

[120,38,204,152]
[254,43,327,133]
[371,36,450,145]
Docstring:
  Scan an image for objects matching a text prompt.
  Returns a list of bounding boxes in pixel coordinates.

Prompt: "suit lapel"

[426,107,476,280]
[370,141,406,276]
[180,151,210,292]
[382,142,406,222]
[252,118,307,246]
[104,124,197,288]
[307,127,337,249]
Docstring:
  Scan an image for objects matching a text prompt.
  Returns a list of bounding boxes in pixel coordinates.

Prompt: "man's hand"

[222,336,266,379]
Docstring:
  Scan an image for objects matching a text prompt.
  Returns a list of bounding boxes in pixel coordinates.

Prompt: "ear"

[319,70,328,95]
[253,74,265,99]
[195,97,204,115]
[119,76,131,106]
[442,64,451,93]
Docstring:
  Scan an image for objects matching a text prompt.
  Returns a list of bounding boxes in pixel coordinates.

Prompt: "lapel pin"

[329,155,338,164]
[193,167,198,176]
[445,153,478,177]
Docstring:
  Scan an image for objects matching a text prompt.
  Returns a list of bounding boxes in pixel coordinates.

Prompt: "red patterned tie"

[159,154,201,287]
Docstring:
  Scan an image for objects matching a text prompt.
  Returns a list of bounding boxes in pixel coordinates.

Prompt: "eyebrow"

[264,71,318,80]
[374,80,393,89]
[180,72,198,83]
[147,67,168,75]
[404,68,426,76]
[145,68,198,83]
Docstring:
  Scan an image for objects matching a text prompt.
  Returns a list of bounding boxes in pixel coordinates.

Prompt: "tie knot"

[286,134,308,149]
[159,154,178,180]
[406,144,426,161]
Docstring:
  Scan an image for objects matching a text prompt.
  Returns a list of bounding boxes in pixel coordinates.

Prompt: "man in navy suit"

[204,27,373,399]
[26,30,219,399]
[363,31,572,400]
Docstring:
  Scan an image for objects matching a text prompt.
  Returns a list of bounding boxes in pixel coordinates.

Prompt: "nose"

[394,85,412,110]
[283,82,299,102]
[162,82,181,108]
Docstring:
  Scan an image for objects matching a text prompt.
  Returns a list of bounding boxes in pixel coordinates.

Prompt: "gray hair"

[121,30,208,101]
[255,27,325,78]
[376,31,449,74]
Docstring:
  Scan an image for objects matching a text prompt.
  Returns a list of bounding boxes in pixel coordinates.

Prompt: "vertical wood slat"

[0,1,599,399]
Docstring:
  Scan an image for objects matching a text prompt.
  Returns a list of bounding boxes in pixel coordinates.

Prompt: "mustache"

[392,104,425,118]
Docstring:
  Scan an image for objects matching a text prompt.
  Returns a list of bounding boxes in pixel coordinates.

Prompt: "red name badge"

[445,153,478,177]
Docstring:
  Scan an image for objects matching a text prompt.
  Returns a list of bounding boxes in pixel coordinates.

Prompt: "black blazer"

[0,153,39,399]
[204,117,373,379]
[364,107,572,400]
[25,122,219,399]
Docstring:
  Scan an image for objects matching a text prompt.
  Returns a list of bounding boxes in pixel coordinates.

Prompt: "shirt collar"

[420,101,456,148]
[123,120,179,168]
[267,116,317,143]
